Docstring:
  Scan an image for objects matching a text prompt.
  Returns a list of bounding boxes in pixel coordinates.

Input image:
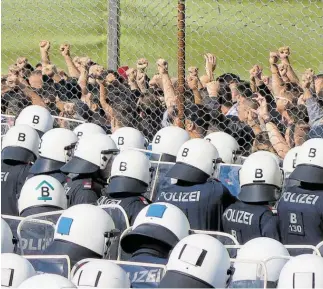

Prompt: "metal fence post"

[108,0,120,70]
[177,0,186,128]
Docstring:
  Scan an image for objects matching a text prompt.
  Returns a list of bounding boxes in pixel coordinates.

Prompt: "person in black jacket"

[1,125,40,215]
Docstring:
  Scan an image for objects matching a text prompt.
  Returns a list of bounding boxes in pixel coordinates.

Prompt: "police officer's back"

[110,126,147,151]
[155,138,236,231]
[222,153,283,244]
[15,104,53,137]
[18,175,67,217]
[29,128,78,184]
[149,126,190,201]
[278,138,323,249]
[120,203,190,265]
[60,134,118,207]
[1,124,40,215]
[97,150,151,225]
[43,204,115,266]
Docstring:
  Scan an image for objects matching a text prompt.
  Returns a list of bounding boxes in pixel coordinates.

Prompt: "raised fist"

[39,40,50,51]
[137,58,148,72]
[269,52,279,65]
[156,58,168,74]
[16,57,28,70]
[301,68,315,89]
[187,75,199,91]
[188,66,199,77]
[60,44,70,56]
[278,46,290,60]
[206,81,219,97]
[149,74,162,89]
[278,63,288,77]
[136,71,147,89]
[249,65,263,79]
[126,68,137,83]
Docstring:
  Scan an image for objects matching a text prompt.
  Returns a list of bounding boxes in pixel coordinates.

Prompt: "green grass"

[2,0,323,80]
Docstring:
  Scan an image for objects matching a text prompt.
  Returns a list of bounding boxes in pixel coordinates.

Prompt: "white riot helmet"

[18,273,76,289]
[151,127,190,162]
[160,234,232,288]
[106,150,151,194]
[61,134,118,174]
[1,124,40,163]
[15,105,53,136]
[283,146,301,175]
[72,260,131,288]
[111,127,146,150]
[277,254,323,288]
[204,131,239,152]
[29,128,78,174]
[290,138,323,184]
[1,253,36,288]
[121,203,190,254]
[249,150,281,167]
[73,123,106,139]
[18,175,67,216]
[231,237,290,287]
[53,204,115,256]
[238,154,283,203]
[1,219,15,253]
[166,138,219,183]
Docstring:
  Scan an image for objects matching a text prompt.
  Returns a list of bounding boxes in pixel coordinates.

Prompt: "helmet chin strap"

[103,229,121,258]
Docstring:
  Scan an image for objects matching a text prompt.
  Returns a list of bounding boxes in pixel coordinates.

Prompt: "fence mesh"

[2,0,323,157]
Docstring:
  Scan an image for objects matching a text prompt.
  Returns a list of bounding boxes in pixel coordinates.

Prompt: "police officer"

[1,219,16,253]
[15,105,53,137]
[222,153,283,244]
[72,260,131,288]
[151,126,190,162]
[278,138,323,251]
[277,254,323,288]
[159,234,232,288]
[155,138,236,231]
[111,126,147,150]
[149,126,190,201]
[18,175,67,217]
[73,122,106,140]
[97,150,151,225]
[29,128,78,184]
[204,131,240,164]
[43,204,116,266]
[229,237,290,288]
[1,253,36,288]
[1,125,40,215]
[121,203,190,264]
[60,134,118,206]
[282,146,301,188]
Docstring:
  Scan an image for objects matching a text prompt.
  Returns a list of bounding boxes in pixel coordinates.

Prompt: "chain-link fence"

[2,0,323,157]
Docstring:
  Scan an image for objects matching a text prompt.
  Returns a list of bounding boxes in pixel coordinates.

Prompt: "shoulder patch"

[139,196,149,205]
[83,180,92,189]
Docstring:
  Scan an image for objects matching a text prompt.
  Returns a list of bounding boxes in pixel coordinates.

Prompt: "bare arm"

[269,52,284,98]
[39,41,51,66]
[279,46,299,84]
[60,44,80,78]
[265,121,289,158]
[97,80,113,120]
[19,83,46,107]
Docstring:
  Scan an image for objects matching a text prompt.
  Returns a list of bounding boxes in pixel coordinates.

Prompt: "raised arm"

[187,67,203,105]
[60,44,80,78]
[269,52,284,98]
[278,46,299,84]
[39,40,51,66]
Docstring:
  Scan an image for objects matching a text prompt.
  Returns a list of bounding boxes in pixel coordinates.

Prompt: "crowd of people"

[1,40,323,288]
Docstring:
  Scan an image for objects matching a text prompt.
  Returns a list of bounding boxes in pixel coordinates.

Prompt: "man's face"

[29,74,43,89]
[237,101,249,122]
